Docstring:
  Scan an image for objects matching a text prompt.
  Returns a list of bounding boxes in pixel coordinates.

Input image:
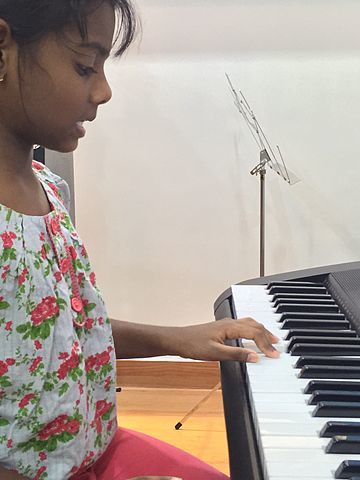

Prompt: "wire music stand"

[226,74,299,276]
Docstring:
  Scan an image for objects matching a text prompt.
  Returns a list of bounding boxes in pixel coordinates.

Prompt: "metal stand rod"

[260,168,266,277]
[174,382,222,430]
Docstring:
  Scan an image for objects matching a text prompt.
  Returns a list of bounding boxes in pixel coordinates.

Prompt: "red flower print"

[7,439,13,449]
[34,340,42,350]
[50,216,60,235]
[54,271,62,282]
[107,420,113,432]
[5,321,12,331]
[85,355,97,372]
[85,318,94,330]
[39,451,47,461]
[81,245,87,257]
[19,393,35,409]
[1,231,16,248]
[98,317,104,326]
[34,466,47,480]
[39,232,45,242]
[69,246,77,259]
[96,351,110,369]
[31,296,59,326]
[0,361,8,377]
[77,273,84,284]
[58,351,69,360]
[6,358,15,366]
[95,400,112,418]
[40,245,47,260]
[38,414,69,441]
[29,356,42,374]
[57,351,80,380]
[32,161,44,171]
[90,272,96,286]
[1,265,10,280]
[79,451,95,471]
[64,419,80,435]
[17,268,28,286]
[104,376,112,391]
[61,258,70,274]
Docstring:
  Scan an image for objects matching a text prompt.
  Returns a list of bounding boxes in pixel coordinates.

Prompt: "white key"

[231,284,360,479]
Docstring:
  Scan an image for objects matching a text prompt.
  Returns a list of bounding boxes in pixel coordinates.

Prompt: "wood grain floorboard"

[116,388,230,476]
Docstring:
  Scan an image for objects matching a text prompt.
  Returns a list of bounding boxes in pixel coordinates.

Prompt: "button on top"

[71,296,83,313]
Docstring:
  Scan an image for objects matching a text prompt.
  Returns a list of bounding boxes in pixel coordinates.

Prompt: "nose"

[90,72,112,106]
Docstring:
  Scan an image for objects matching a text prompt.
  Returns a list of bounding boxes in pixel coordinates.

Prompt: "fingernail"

[247,353,258,363]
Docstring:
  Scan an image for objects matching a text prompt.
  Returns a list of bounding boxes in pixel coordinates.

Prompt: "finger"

[234,317,280,344]
[210,343,261,362]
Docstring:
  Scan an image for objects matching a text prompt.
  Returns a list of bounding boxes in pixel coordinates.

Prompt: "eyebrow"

[78,41,111,58]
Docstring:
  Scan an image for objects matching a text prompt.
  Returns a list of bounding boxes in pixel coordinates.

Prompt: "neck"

[0,122,34,179]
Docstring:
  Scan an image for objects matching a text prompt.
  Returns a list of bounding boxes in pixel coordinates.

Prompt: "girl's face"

[3,1,115,153]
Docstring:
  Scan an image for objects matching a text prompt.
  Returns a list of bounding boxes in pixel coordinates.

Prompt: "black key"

[290,343,360,356]
[326,435,360,454]
[285,329,356,341]
[273,298,335,308]
[320,421,360,438]
[312,401,360,417]
[295,356,360,368]
[308,390,360,405]
[281,312,346,321]
[267,281,323,289]
[272,292,331,302]
[300,366,360,379]
[276,303,339,313]
[335,460,360,478]
[304,380,360,394]
[287,336,360,352]
[268,285,327,295]
[282,319,350,330]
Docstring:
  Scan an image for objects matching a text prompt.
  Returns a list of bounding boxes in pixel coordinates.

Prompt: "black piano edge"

[214,261,360,316]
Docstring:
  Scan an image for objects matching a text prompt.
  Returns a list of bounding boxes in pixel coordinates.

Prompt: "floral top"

[0,161,117,480]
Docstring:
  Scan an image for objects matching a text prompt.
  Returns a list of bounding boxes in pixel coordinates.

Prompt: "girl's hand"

[174,317,280,363]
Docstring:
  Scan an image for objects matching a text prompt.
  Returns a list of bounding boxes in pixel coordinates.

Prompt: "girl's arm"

[0,465,27,480]
[111,317,279,362]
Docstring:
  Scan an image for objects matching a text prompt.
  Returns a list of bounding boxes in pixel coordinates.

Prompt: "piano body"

[214,261,360,480]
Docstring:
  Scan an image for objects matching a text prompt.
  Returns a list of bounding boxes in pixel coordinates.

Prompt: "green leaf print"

[39,323,51,340]
[0,418,9,427]
[0,301,10,310]
[16,324,29,334]
[59,383,69,397]
[5,209,12,222]
[57,431,73,443]
[47,436,58,452]
[84,303,96,315]
[0,376,11,388]
[43,382,54,392]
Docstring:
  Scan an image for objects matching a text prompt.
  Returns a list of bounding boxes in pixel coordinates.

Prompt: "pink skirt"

[71,428,229,480]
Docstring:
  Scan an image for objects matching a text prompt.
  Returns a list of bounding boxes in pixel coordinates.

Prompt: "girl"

[0,1,279,479]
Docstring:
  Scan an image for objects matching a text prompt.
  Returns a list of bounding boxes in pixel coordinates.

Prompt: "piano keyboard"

[231,281,360,480]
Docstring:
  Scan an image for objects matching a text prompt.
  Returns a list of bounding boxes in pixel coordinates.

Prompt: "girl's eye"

[76,64,98,77]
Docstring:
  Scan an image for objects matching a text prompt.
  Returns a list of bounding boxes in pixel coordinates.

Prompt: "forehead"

[66,1,116,56]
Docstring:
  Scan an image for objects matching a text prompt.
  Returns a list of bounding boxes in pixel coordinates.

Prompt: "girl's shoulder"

[32,160,71,212]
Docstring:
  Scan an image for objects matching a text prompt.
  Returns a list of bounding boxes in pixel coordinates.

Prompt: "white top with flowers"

[0,161,117,480]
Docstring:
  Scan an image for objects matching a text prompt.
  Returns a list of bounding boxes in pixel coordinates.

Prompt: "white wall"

[75,0,360,326]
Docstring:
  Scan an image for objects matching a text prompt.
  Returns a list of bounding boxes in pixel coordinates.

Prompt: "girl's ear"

[0,20,14,82]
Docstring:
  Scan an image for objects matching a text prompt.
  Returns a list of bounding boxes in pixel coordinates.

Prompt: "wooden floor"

[116,387,230,476]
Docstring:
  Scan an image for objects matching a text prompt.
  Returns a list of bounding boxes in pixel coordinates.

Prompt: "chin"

[44,138,79,154]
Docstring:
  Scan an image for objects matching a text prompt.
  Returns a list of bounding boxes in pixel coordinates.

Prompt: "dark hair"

[0,0,137,57]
